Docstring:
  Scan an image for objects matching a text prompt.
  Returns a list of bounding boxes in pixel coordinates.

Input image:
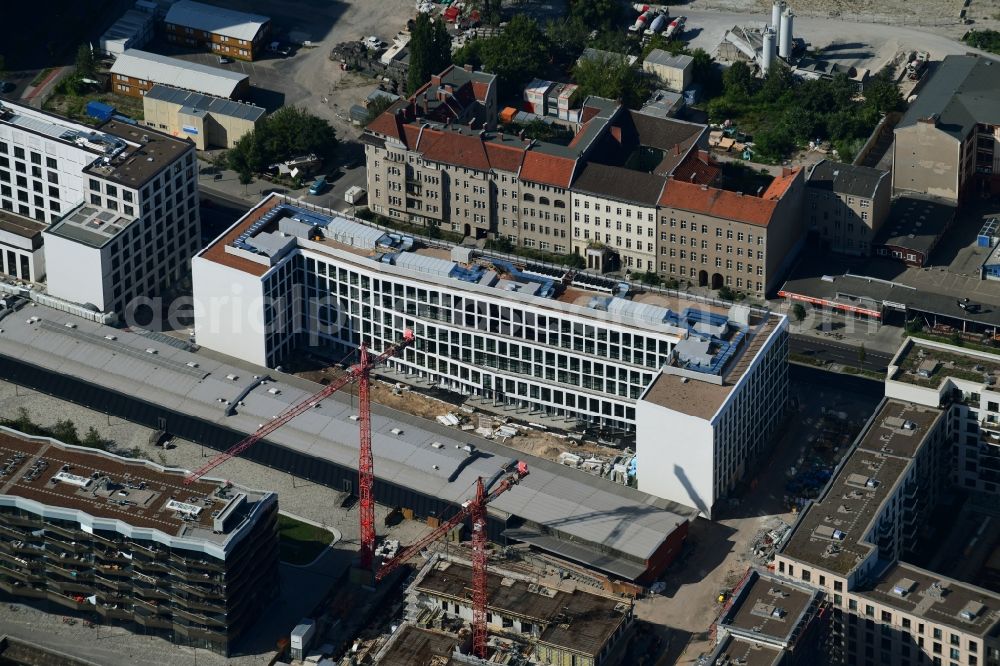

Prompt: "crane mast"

[375,461,529,659]
[183,330,416,570]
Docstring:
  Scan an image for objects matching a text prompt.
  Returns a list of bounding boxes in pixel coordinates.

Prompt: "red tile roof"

[519,150,576,188]
[671,150,721,186]
[659,167,801,227]
[419,129,491,171]
[485,141,526,173]
[366,106,406,141]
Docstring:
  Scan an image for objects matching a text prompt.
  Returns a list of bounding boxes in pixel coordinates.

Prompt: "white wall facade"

[192,253,270,367]
[635,400,715,515]
[41,232,108,310]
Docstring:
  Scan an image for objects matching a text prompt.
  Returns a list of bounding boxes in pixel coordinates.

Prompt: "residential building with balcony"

[772,338,1000,666]
[892,55,1000,202]
[0,426,278,656]
[163,0,270,62]
[805,159,891,256]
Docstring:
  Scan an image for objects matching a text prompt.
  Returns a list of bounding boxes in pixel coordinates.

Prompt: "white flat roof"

[164,0,269,42]
[0,306,693,570]
[111,49,248,98]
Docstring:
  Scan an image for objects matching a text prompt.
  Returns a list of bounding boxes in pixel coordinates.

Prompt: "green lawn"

[277,514,334,565]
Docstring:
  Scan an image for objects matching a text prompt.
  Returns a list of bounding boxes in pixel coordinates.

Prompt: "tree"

[75,44,95,79]
[228,107,337,175]
[573,53,649,109]
[545,18,589,66]
[82,427,106,450]
[641,35,687,60]
[636,271,662,286]
[791,303,807,323]
[568,0,621,31]
[50,419,80,445]
[689,48,722,99]
[857,343,866,370]
[863,69,904,115]
[238,168,253,194]
[406,14,452,95]
[364,94,397,127]
[477,15,549,98]
[722,60,757,100]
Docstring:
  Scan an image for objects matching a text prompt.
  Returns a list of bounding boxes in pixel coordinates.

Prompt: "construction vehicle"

[184,330,416,571]
[375,461,530,659]
[907,51,929,81]
[663,16,685,40]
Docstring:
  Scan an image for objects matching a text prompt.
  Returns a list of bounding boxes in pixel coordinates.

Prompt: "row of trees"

[228,106,338,181]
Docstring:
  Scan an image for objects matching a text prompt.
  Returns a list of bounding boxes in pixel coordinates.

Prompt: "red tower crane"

[183,330,416,571]
[375,461,529,659]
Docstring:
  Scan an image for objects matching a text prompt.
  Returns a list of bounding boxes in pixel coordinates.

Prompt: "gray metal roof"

[164,0,269,42]
[643,50,694,70]
[145,84,265,122]
[111,50,248,98]
[898,55,1000,139]
[806,159,888,199]
[0,306,693,572]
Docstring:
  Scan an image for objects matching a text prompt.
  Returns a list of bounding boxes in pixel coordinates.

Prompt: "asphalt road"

[789,334,893,373]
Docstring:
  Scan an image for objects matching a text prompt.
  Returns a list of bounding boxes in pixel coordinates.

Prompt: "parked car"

[217,56,233,64]
[308,176,328,196]
[269,41,291,56]
[0,81,14,94]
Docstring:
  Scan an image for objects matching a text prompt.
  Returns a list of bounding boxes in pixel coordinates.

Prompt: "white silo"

[779,8,794,58]
[762,28,776,73]
[771,1,784,40]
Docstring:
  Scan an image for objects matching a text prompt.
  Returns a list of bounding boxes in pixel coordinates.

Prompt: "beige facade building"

[773,338,1000,666]
[642,50,693,93]
[656,167,805,296]
[892,55,1000,203]
[806,159,891,255]
[141,85,265,150]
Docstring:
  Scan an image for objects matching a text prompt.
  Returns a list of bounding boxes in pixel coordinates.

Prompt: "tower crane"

[184,330,416,571]
[375,461,529,659]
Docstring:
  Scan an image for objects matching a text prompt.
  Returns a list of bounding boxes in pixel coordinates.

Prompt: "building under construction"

[0,427,278,655]
[373,556,633,666]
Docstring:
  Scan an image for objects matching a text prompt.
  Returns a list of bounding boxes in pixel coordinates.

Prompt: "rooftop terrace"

[45,204,137,248]
[781,400,942,575]
[720,570,820,648]
[0,428,268,546]
[0,102,127,158]
[890,338,1000,388]
[83,119,192,189]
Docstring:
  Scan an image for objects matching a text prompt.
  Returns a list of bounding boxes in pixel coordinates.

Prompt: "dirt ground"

[688,0,981,21]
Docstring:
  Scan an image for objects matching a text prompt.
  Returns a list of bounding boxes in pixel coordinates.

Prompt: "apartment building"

[656,167,805,296]
[806,159,891,256]
[164,0,270,61]
[706,569,826,666]
[772,338,1000,666]
[39,118,199,314]
[0,102,199,302]
[0,426,278,656]
[192,194,786,444]
[892,55,1000,202]
[110,49,250,100]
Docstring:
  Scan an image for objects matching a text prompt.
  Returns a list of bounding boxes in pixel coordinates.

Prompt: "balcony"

[46,560,94,582]
[44,523,83,540]
[48,578,93,595]
[133,608,172,630]
[0,564,42,585]
[95,604,132,621]
[95,575,131,592]
[44,536,89,554]
[46,590,87,611]
[0,524,28,539]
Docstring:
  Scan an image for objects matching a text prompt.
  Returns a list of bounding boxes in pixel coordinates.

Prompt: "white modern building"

[635,309,788,518]
[194,194,787,445]
[0,100,198,312]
